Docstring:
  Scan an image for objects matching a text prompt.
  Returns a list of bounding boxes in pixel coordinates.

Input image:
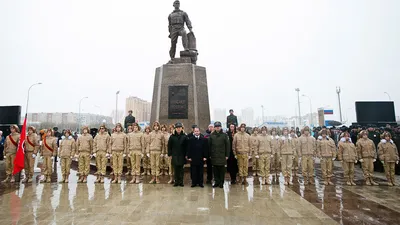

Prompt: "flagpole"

[25,83,42,180]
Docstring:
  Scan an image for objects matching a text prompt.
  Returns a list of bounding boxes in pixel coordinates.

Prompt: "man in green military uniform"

[124,110,136,131]
[226,109,238,129]
[168,122,188,187]
[209,121,230,188]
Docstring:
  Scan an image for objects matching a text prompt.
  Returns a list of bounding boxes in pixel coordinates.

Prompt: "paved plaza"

[0,161,399,225]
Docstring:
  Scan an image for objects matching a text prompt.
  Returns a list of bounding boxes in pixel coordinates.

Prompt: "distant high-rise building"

[27,112,113,129]
[241,108,255,127]
[125,96,151,122]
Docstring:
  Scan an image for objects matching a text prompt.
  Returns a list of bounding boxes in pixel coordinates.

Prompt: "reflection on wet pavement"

[0,160,399,224]
[288,162,400,225]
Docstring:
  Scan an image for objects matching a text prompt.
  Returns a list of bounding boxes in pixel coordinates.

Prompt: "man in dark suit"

[168,122,188,187]
[187,127,208,187]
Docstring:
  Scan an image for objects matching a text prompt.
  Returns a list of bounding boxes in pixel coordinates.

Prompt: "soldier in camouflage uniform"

[76,126,93,183]
[42,129,58,183]
[142,126,152,176]
[24,126,39,183]
[250,127,260,177]
[93,125,110,183]
[59,129,76,183]
[2,125,20,183]
[110,123,127,184]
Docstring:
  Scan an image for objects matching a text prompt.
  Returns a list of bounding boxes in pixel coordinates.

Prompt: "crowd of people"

[0,109,399,188]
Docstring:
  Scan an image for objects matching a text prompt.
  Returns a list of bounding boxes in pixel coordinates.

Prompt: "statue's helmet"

[173,0,180,6]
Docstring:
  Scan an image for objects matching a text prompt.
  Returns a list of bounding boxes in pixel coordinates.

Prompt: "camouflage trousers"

[301,155,314,178]
[320,157,333,178]
[61,157,72,177]
[5,153,16,176]
[384,162,396,181]
[237,154,249,177]
[126,156,131,173]
[95,151,107,176]
[271,153,281,173]
[160,155,169,170]
[150,152,161,176]
[24,152,35,178]
[292,155,299,171]
[42,155,53,176]
[257,154,271,178]
[112,151,124,176]
[342,161,355,179]
[78,152,91,176]
[167,157,173,175]
[361,158,374,179]
[142,154,150,169]
[281,154,293,178]
[252,157,259,173]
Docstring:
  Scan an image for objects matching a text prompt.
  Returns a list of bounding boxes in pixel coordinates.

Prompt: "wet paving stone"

[0,160,399,224]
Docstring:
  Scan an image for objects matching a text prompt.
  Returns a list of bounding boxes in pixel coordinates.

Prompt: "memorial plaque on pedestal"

[150,63,211,132]
[168,86,188,119]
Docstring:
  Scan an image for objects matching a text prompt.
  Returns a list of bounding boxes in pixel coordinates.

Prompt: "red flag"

[13,115,27,175]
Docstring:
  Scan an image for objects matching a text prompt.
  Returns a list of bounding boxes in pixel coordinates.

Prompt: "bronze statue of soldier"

[168,0,193,61]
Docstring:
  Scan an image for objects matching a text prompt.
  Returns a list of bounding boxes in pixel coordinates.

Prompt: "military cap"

[192,124,198,129]
[64,129,72,135]
[10,124,20,133]
[214,121,222,127]
[175,122,183,128]
[359,130,368,136]
[28,126,36,133]
[383,132,392,138]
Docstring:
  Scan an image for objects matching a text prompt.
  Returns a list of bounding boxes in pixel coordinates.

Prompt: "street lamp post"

[384,92,391,100]
[295,88,301,127]
[115,91,120,124]
[78,97,88,133]
[261,105,265,124]
[26,83,42,116]
[336,87,343,123]
[302,94,313,127]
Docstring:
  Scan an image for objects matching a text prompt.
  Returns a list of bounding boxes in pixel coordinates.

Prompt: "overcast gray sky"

[1,0,399,123]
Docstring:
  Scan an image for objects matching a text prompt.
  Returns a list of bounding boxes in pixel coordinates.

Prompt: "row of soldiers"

[1,122,175,184]
[228,124,399,186]
[2,122,399,187]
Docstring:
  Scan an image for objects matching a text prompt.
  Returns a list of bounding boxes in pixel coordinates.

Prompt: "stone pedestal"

[150,59,211,132]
